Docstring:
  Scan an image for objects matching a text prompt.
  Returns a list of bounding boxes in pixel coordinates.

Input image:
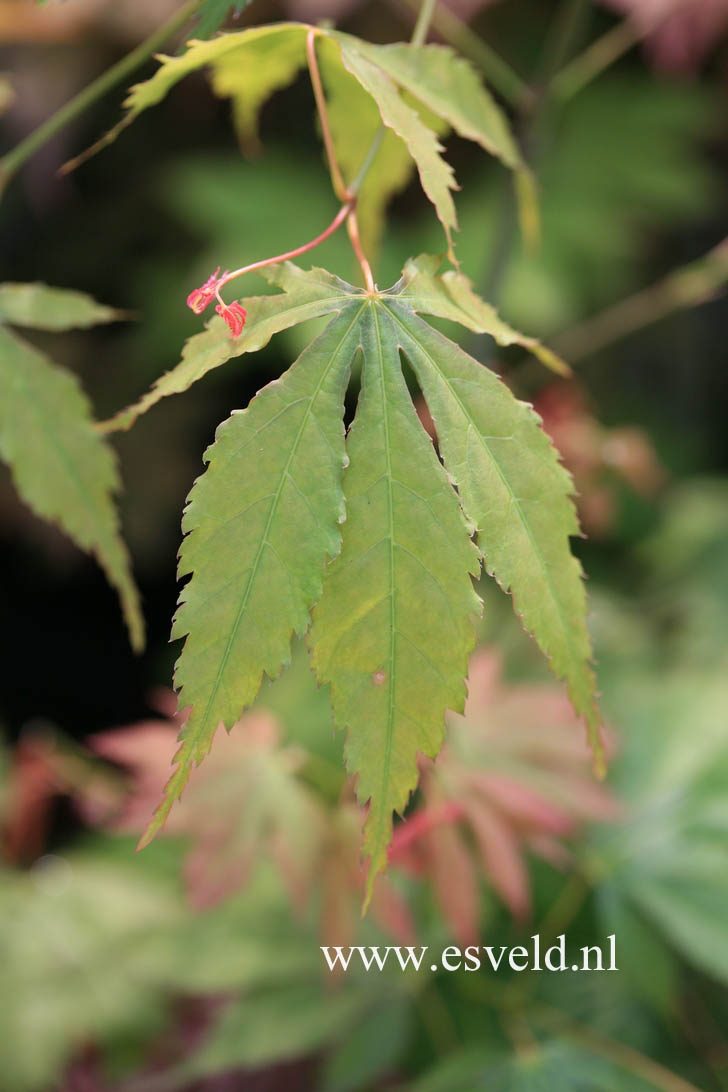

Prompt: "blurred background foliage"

[1,0,728,1088]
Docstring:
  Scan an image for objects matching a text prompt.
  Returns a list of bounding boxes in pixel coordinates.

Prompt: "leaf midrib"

[368,303,397,863]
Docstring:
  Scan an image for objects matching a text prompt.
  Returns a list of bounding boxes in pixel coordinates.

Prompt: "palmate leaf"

[138,259,599,889]
[0,296,143,650]
[82,23,527,258]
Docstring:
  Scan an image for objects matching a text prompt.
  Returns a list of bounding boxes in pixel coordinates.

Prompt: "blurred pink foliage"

[389,649,618,946]
[600,0,728,70]
[5,653,618,948]
[83,694,415,948]
[536,382,665,537]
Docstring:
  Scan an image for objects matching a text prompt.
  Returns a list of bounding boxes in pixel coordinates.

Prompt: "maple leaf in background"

[390,649,618,946]
[600,0,728,70]
[535,381,665,537]
[83,697,414,944]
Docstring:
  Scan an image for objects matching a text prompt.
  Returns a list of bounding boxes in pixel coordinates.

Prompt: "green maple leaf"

[128,258,600,894]
[0,283,143,650]
[81,23,529,259]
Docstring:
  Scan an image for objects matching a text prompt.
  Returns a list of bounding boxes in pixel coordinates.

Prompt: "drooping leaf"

[318,36,448,257]
[336,36,521,172]
[593,670,728,984]
[0,281,124,331]
[337,36,539,250]
[138,307,363,847]
[103,262,356,432]
[125,25,301,118]
[413,1039,648,1092]
[0,325,143,650]
[310,304,481,897]
[388,255,570,375]
[333,37,459,259]
[208,23,307,151]
[376,288,603,770]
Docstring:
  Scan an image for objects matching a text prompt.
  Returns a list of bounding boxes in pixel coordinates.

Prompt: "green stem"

[531,1005,705,1092]
[0,0,204,194]
[552,237,728,362]
[537,0,590,86]
[411,0,437,48]
[551,17,644,102]
[349,127,385,197]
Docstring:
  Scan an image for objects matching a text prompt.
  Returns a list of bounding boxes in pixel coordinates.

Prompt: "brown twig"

[306,28,350,203]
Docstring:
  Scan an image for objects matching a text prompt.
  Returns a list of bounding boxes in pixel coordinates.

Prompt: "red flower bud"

[186,267,225,314]
[216,301,247,338]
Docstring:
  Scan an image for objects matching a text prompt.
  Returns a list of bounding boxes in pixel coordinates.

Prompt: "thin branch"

[551,17,645,101]
[306,28,350,202]
[532,1006,705,1092]
[550,7,673,102]
[411,0,438,48]
[346,209,376,292]
[0,0,205,194]
[217,201,354,298]
[552,237,728,363]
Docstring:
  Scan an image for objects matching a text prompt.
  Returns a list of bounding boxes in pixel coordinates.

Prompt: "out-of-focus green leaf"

[638,479,728,668]
[0,857,179,1092]
[182,984,371,1076]
[412,1040,653,1091]
[0,325,143,650]
[193,0,252,42]
[593,670,728,984]
[0,282,123,331]
[321,994,412,1092]
[209,23,306,150]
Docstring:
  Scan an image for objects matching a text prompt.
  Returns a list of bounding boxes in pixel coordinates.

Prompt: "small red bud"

[216,301,247,337]
[186,267,226,314]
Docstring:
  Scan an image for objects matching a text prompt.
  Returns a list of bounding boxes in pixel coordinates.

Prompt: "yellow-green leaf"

[310,303,481,897]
